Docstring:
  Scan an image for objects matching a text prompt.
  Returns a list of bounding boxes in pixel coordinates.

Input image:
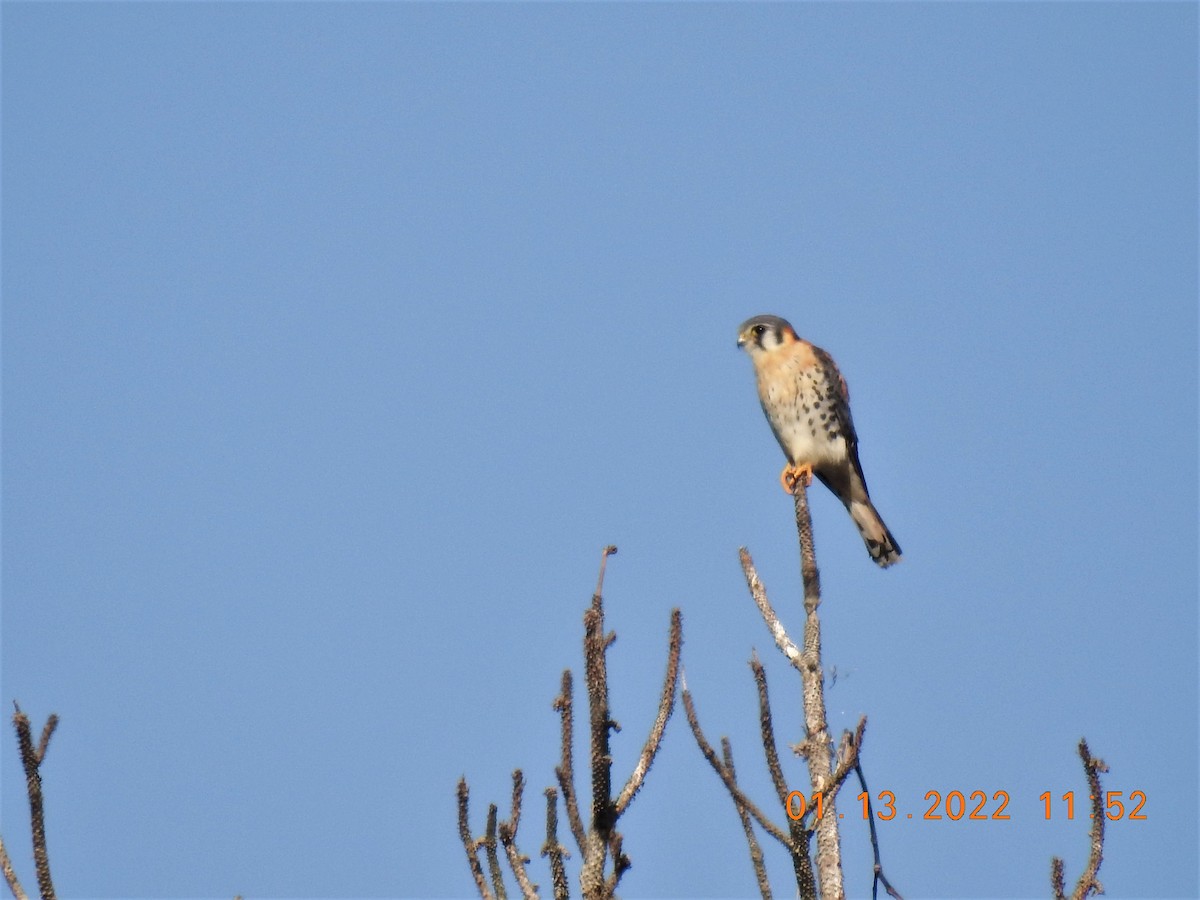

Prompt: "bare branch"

[739,550,803,671]
[787,481,843,900]
[585,548,617,835]
[505,770,525,837]
[0,835,29,900]
[1051,738,1108,900]
[13,707,56,900]
[723,738,771,900]
[853,762,904,900]
[498,771,537,900]
[604,831,630,893]
[750,654,792,806]
[35,717,57,766]
[462,543,670,898]
[483,804,506,900]
[615,608,682,815]
[821,719,866,812]
[593,544,617,598]
[580,546,622,897]
[750,656,816,894]
[552,670,587,854]
[1051,858,1066,900]
[541,788,570,900]
[682,688,796,850]
[457,779,493,899]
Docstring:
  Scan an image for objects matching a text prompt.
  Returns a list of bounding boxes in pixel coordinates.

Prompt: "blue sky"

[2,3,1196,898]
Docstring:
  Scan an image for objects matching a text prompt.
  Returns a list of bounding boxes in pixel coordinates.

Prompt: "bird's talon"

[781,464,814,493]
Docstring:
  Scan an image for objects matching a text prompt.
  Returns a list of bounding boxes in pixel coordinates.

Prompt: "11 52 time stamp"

[784,790,1148,822]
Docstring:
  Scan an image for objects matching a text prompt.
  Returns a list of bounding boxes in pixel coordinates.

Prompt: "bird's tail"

[848,500,902,568]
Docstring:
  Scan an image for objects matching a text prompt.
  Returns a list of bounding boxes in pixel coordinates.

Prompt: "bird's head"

[736,315,799,357]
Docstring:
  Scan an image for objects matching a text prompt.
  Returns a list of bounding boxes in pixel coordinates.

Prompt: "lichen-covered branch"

[740,550,802,670]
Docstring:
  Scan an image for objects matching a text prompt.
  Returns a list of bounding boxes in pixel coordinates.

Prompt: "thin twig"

[13,706,55,900]
[853,762,903,900]
[0,835,29,900]
[821,718,866,812]
[35,717,57,766]
[615,608,682,814]
[682,689,797,850]
[456,779,493,899]
[723,737,772,900]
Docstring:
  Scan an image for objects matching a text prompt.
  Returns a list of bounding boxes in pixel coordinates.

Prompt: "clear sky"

[2,3,1196,898]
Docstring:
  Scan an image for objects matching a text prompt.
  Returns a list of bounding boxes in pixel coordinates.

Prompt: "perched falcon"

[737,314,901,568]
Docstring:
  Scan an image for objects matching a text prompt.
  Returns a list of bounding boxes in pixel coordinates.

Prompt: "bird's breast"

[755,357,847,467]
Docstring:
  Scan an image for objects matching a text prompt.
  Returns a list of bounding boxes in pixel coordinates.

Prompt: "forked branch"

[6,704,58,900]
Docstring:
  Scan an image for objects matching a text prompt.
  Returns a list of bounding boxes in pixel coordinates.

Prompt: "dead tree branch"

[483,804,505,899]
[750,655,815,894]
[681,687,798,851]
[499,771,537,899]
[721,737,771,900]
[1051,739,1108,900]
[11,705,57,900]
[852,762,904,900]
[541,788,570,900]
[0,834,30,900]
[457,779,493,900]
[553,671,587,856]
[616,608,681,815]
[787,481,843,899]
[460,545,681,898]
[689,473,891,898]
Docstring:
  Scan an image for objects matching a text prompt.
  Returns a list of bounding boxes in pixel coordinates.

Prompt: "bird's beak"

[736,333,746,349]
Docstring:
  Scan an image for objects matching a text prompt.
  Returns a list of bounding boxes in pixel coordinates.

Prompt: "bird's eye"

[752,324,766,336]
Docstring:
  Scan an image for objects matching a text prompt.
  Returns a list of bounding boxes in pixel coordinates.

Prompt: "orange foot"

[780,463,814,494]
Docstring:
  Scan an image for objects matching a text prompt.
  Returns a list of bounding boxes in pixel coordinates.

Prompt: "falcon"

[737,314,901,568]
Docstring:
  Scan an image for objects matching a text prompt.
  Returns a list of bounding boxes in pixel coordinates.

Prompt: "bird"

[736,314,901,568]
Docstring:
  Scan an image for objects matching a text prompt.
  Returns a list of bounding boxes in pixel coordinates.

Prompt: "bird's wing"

[811,346,873,499]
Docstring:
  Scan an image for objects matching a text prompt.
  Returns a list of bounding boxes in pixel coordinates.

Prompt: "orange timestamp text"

[784,790,1147,822]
